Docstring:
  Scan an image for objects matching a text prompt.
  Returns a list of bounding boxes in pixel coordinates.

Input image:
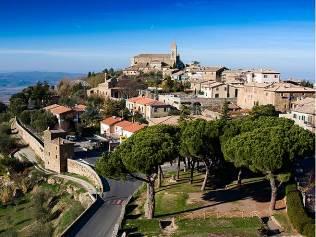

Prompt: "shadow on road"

[101,176,110,192]
[61,196,104,237]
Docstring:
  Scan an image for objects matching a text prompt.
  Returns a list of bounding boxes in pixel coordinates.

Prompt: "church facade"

[131,42,180,69]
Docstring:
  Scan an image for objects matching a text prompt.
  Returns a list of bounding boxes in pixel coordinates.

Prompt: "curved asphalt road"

[76,178,141,237]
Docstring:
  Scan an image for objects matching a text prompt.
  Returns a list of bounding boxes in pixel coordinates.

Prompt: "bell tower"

[171,42,177,66]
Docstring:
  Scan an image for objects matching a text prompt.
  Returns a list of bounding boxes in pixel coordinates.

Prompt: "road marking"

[104,199,124,205]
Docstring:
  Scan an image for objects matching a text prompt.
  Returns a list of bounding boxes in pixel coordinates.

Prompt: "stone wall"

[67,159,103,192]
[14,118,44,160]
[15,118,103,193]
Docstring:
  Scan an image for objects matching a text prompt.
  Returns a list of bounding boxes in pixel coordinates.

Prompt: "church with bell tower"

[130,42,182,69]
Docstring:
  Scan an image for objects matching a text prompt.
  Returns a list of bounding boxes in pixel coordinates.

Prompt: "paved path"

[75,178,141,237]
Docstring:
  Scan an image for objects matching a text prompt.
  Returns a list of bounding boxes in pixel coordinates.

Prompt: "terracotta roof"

[45,104,72,115]
[197,66,226,72]
[123,123,145,133]
[44,104,60,110]
[115,120,133,128]
[101,117,122,126]
[51,106,72,115]
[128,97,168,106]
[73,104,87,112]
[201,82,224,88]
[292,97,315,115]
[292,97,314,105]
[265,83,316,92]
[243,82,316,93]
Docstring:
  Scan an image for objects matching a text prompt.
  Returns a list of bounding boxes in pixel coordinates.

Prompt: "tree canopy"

[180,119,221,190]
[96,125,179,218]
[250,104,278,117]
[223,125,314,212]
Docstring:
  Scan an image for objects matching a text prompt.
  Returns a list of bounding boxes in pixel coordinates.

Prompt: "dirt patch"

[187,192,206,205]
[184,192,285,219]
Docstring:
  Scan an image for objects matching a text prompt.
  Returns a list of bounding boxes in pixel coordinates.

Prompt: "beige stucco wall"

[146,106,169,119]
[100,123,111,135]
[200,85,228,98]
[237,86,275,110]
[237,86,315,112]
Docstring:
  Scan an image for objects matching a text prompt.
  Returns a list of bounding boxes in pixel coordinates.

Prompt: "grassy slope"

[0,181,84,237]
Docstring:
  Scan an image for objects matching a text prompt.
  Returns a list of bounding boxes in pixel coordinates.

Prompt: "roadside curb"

[112,184,143,237]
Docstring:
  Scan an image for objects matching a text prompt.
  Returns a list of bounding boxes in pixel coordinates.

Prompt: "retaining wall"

[14,118,44,160]
[60,194,104,237]
[67,159,104,192]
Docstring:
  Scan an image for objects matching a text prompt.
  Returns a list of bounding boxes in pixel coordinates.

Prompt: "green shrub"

[286,184,314,234]
[303,223,315,237]
[285,183,297,195]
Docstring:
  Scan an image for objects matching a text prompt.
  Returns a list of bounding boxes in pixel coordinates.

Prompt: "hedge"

[286,184,315,236]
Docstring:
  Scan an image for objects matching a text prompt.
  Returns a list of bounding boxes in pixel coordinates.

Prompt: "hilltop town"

[0,43,315,237]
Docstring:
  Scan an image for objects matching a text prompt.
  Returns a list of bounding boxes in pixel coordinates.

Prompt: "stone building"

[131,42,179,68]
[100,116,145,139]
[237,82,315,112]
[126,96,170,119]
[43,129,74,173]
[245,69,280,83]
[44,103,86,130]
[87,73,145,99]
[221,69,248,82]
[187,66,227,82]
[279,97,315,133]
[198,81,239,99]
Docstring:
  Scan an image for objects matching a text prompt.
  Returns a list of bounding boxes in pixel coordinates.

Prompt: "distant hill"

[0,71,84,103]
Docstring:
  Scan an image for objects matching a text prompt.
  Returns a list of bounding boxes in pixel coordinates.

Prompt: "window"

[164,107,167,112]
[293,114,297,119]
[224,87,227,91]
[154,107,158,112]
[215,94,219,98]
[264,75,268,78]
[274,75,278,78]
[216,87,219,91]
[56,155,58,159]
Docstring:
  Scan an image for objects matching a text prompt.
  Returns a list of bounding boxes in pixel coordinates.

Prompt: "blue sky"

[0,0,314,80]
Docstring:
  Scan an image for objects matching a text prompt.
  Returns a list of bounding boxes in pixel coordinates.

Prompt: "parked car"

[66,135,77,141]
